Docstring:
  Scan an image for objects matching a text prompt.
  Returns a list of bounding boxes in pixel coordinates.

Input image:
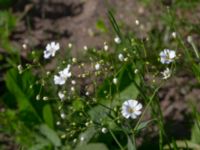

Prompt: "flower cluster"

[160,49,176,64]
[44,42,60,59]
[54,65,72,85]
[159,49,176,80]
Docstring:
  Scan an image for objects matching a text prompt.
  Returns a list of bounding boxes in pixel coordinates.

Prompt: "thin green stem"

[109,129,124,150]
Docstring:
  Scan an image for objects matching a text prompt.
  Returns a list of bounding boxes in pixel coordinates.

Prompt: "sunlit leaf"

[39,124,61,147]
[75,143,108,150]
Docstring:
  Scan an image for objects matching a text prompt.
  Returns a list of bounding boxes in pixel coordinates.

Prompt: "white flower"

[43,96,48,101]
[118,53,124,61]
[171,32,176,38]
[114,36,121,44]
[54,65,71,85]
[160,49,176,64]
[71,86,75,92]
[95,63,100,70]
[135,19,140,25]
[104,44,108,51]
[113,78,118,84]
[83,45,88,51]
[161,68,171,80]
[68,43,72,48]
[36,94,40,100]
[71,80,76,85]
[187,36,193,43]
[17,65,23,74]
[44,42,60,59]
[134,69,138,74]
[61,113,65,119]
[121,99,142,119]
[56,121,61,126]
[85,91,89,96]
[73,138,77,143]
[80,136,85,141]
[101,127,107,133]
[58,91,65,100]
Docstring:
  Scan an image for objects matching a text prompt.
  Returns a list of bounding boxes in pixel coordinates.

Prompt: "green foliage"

[191,122,200,145]
[0,0,15,9]
[96,19,108,33]
[75,143,108,150]
[43,104,54,129]
[39,124,61,147]
[2,1,200,150]
[0,10,16,50]
[73,99,84,111]
[127,135,136,150]
[174,0,200,9]
[5,69,40,120]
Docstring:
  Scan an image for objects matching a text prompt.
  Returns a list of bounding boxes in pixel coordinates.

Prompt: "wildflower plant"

[3,4,200,150]
[6,12,169,149]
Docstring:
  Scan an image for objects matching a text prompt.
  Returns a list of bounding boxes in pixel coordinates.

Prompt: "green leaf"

[88,105,109,123]
[108,10,121,38]
[164,140,200,150]
[39,124,61,147]
[191,121,200,144]
[127,135,136,150]
[29,131,51,150]
[118,82,139,100]
[96,19,108,33]
[75,143,108,150]
[78,127,97,144]
[135,120,153,132]
[43,104,54,129]
[72,99,84,111]
[4,69,40,121]
[5,69,32,110]
[97,64,139,99]
[0,0,15,8]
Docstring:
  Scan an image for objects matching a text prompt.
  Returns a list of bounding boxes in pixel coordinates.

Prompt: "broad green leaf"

[164,140,200,150]
[78,127,96,144]
[39,124,61,147]
[5,69,40,121]
[75,143,108,150]
[127,135,136,150]
[29,143,50,150]
[118,82,139,100]
[88,105,109,123]
[88,105,117,130]
[97,64,139,99]
[29,131,51,150]
[191,121,200,144]
[43,104,54,129]
[5,69,32,110]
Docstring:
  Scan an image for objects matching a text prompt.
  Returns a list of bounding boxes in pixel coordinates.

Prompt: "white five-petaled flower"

[44,42,60,59]
[160,49,176,64]
[161,68,171,80]
[121,99,142,119]
[54,65,71,85]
